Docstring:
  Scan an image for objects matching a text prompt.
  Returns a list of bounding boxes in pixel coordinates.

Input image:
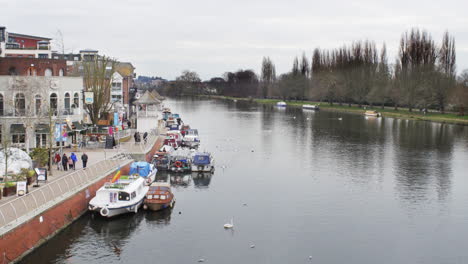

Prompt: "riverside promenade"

[0,123,164,264]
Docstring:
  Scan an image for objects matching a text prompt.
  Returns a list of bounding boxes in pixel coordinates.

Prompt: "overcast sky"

[3,0,468,80]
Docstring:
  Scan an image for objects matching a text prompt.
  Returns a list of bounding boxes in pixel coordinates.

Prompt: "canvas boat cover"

[193,153,211,165]
[129,162,153,177]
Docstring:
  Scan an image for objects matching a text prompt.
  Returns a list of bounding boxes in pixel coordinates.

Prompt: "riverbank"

[203,95,468,126]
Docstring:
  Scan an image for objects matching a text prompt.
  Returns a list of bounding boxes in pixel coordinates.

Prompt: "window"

[35,95,42,116]
[15,93,26,116]
[44,68,53,77]
[11,124,26,144]
[131,191,136,199]
[59,69,64,76]
[118,192,130,201]
[111,82,122,90]
[64,93,70,114]
[73,92,79,108]
[50,93,58,115]
[0,94,3,116]
[0,125,2,144]
[38,54,48,59]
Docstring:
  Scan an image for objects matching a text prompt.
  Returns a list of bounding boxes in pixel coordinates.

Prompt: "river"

[21,97,468,264]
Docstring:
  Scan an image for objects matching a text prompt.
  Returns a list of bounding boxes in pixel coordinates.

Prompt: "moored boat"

[276,101,287,107]
[191,152,214,172]
[302,104,319,110]
[88,174,149,218]
[182,129,200,148]
[364,110,381,117]
[143,182,175,211]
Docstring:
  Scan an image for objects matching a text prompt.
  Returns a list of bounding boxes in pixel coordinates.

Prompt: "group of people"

[134,131,148,144]
[54,152,89,171]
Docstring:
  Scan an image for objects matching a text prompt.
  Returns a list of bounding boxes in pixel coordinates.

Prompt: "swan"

[224,218,234,229]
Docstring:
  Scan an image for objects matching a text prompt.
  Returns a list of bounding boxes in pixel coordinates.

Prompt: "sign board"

[35,168,48,182]
[16,181,27,196]
[105,136,114,149]
[84,92,94,104]
[55,123,68,142]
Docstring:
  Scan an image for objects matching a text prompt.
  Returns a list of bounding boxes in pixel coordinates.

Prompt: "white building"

[0,76,84,150]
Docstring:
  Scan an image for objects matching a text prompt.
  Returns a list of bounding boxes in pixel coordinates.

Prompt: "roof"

[79,49,99,53]
[150,90,165,100]
[134,90,161,105]
[8,32,51,41]
[115,62,135,77]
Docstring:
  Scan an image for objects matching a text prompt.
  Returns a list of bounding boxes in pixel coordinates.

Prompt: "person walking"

[62,154,68,171]
[70,153,78,170]
[143,132,148,144]
[134,131,138,144]
[81,153,88,169]
[68,156,73,170]
[55,152,61,170]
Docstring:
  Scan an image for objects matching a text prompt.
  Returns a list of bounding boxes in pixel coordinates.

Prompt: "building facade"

[0,76,84,150]
[0,26,52,59]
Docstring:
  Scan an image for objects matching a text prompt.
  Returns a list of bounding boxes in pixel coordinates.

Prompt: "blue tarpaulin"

[129,162,153,177]
[193,154,211,165]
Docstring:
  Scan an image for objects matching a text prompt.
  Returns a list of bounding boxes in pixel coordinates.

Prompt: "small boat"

[180,124,191,136]
[152,152,171,171]
[302,104,319,110]
[364,110,381,117]
[169,156,191,172]
[191,152,214,172]
[129,161,157,184]
[182,129,200,148]
[167,131,183,146]
[163,137,179,150]
[89,174,149,218]
[143,182,175,211]
[276,101,287,107]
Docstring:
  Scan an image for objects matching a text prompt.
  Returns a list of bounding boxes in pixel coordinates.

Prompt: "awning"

[10,124,25,133]
[35,124,50,133]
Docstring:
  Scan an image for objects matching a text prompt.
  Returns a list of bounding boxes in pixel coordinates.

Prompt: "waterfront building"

[0,26,52,59]
[0,58,84,150]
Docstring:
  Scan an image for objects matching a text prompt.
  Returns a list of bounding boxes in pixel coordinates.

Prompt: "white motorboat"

[182,129,200,148]
[276,101,287,107]
[302,104,319,110]
[364,110,381,117]
[191,152,215,172]
[89,175,149,218]
[88,162,157,218]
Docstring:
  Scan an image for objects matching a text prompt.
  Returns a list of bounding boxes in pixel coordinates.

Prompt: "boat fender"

[143,204,148,210]
[146,177,152,185]
[100,207,109,217]
[134,205,139,213]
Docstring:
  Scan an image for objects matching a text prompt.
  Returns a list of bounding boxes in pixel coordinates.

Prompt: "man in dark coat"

[62,154,68,171]
[81,153,88,169]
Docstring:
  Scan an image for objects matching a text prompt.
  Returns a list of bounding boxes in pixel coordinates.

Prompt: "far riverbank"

[201,95,468,126]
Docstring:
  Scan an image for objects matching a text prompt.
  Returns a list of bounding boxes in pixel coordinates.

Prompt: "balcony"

[5,42,51,50]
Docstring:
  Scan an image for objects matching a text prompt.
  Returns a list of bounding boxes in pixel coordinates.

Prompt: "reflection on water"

[21,98,468,264]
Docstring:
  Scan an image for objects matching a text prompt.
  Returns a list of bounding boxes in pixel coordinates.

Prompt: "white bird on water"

[224,218,234,229]
[338,117,343,121]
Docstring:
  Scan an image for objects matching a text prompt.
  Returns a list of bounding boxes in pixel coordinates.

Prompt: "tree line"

[162,28,468,115]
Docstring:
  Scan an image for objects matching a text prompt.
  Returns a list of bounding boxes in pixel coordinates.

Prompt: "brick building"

[0,57,67,76]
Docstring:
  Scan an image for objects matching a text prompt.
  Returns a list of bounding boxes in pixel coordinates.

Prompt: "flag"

[111,166,121,183]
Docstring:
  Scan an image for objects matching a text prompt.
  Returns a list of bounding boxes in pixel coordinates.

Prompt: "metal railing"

[0,157,132,233]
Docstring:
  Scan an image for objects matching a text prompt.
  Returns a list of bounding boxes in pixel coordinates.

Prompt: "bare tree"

[436,31,456,113]
[81,56,117,125]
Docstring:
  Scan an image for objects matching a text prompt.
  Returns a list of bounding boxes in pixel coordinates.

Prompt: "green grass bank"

[201,95,468,126]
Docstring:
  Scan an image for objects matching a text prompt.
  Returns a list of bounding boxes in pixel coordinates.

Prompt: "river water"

[21,98,468,264]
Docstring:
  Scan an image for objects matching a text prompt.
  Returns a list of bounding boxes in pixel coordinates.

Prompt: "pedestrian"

[70,152,78,170]
[62,154,68,171]
[134,131,138,144]
[127,120,131,129]
[81,153,88,169]
[68,156,73,170]
[55,152,61,170]
[143,132,148,144]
